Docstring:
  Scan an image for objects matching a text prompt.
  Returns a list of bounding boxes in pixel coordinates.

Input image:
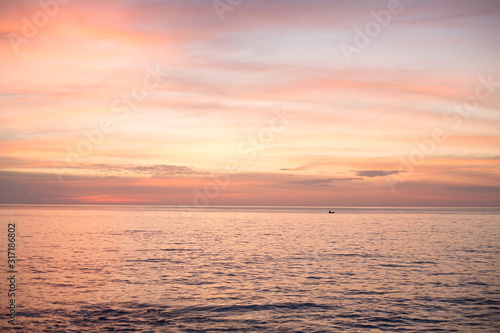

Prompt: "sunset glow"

[1,0,499,206]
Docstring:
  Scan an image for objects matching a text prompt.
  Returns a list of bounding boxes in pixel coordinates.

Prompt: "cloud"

[280,163,321,171]
[0,178,42,204]
[58,163,206,177]
[356,170,404,177]
[450,186,500,193]
[288,177,361,186]
[128,164,203,176]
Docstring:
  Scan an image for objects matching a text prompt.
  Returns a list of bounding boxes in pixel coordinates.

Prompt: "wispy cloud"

[54,163,207,178]
[449,186,500,193]
[356,170,404,177]
[288,178,362,186]
[103,164,204,176]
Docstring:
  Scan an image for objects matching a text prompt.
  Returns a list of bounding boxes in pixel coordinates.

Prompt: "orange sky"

[1,0,499,206]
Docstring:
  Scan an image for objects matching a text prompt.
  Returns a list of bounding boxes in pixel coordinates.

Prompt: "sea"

[0,205,499,332]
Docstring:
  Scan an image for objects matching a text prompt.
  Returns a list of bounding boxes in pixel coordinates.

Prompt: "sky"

[0,0,499,206]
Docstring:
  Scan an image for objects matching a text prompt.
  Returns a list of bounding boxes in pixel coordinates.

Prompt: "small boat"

[329,210,335,214]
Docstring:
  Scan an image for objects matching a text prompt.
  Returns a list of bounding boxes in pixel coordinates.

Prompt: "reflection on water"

[1,205,499,332]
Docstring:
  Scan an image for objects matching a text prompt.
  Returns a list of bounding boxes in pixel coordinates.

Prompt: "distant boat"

[329,210,335,214]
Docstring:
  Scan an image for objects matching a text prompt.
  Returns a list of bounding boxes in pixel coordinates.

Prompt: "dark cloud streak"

[356,170,403,177]
[288,177,362,186]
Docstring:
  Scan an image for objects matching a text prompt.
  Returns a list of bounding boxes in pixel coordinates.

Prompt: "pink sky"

[1,0,499,206]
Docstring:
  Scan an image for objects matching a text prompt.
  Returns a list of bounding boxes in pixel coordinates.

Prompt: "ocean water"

[0,205,499,332]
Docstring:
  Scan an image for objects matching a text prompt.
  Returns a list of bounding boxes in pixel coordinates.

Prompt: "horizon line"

[1,204,499,208]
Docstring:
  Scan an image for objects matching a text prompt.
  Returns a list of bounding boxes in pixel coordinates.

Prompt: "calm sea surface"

[0,205,499,332]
